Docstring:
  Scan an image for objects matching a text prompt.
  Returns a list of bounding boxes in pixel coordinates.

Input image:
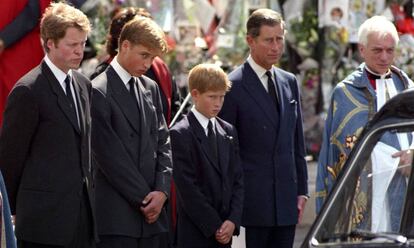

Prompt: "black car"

[302,88,414,247]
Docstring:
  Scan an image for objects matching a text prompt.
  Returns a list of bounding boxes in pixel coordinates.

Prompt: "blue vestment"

[316,63,413,231]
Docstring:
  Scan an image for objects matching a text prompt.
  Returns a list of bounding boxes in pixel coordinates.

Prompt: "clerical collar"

[365,66,391,80]
[365,66,392,90]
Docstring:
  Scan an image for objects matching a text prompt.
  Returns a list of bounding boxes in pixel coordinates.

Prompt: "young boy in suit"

[170,64,243,247]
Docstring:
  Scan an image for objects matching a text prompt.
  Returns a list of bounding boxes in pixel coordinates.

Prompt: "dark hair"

[106,7,152,57]
[246,8,285,38]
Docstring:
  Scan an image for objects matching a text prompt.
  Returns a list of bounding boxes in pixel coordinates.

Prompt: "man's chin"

[69,64,81,70]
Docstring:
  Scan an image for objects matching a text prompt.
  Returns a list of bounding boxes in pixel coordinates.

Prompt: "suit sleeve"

[0,86,39,213]
[226,128,244,235]
[171,128,223,238]
[291,77,308,197]
[151,84,172,196]
[91,88,151,207]
[0,1,40,48]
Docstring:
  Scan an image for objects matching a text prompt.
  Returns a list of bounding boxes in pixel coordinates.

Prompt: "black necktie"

[207,120,218,161]
[65,75,79,127]
[265,71,279,111]
[128,77,140,109]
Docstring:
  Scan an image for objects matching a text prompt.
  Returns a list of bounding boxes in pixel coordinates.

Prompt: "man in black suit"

[170,64,243,248]
[91,16,172,248]
[0,2,96,247]
[219,9,308,248]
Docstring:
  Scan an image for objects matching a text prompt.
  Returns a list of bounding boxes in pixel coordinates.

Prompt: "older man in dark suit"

[0,2,96,247]
[219,8,309,248]
[91,16,172,248]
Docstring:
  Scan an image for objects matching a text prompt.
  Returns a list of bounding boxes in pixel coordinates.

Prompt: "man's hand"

[140,191,167,224]
[297,196,307,224]
[392,149,413,177]
[215,220,235,244]
[0,39,4,55]
[12,215,16,225]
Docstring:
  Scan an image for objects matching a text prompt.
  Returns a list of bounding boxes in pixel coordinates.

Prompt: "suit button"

[130,133,134,138]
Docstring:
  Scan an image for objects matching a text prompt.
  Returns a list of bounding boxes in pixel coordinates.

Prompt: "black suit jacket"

[0,61,96,245]
[91,66,172,238]
[219,62,308,226]
[170,112,243,246]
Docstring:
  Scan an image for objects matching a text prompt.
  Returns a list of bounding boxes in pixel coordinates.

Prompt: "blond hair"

[119,16,167,55]
[40,2,91,52]
[188,64,231,93]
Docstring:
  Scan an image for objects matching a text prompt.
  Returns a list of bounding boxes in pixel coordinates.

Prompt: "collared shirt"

[191,106,216,136]
[44,55,80,126]
[44,55,73,94]
[110,56,142,96]
[247,55,273,93]
[110,56,134,89]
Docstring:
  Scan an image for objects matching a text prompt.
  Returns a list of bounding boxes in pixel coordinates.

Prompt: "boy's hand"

[140,191,167,224]
[215,220,235,244]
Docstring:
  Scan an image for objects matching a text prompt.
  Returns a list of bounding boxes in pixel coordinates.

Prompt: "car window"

[312,130,414,246]
[350,130,411,233]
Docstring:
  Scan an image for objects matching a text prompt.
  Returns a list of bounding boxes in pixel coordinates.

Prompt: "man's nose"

[144,58,152,69]
[379,50,391,60]
[74,45,83,55]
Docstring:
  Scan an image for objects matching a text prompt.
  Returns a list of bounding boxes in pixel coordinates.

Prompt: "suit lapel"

[242,62,278,127]
[216,120,229,176]
[72,74,93,174]
[72,75,86,134]
[188,112,221,174]
[42,62,80,134]
[107,67,141,133]
[274,67,292,129]
[137,78,152,151]
[274,68,296,151]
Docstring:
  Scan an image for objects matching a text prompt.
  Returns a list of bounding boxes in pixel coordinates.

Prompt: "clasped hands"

[140,191,167,224]
[215,220,235,244]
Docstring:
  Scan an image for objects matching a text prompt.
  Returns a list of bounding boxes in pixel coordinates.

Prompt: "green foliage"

[286,3,319,60]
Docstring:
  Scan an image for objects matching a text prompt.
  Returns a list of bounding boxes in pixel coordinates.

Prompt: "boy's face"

[118,41,157,77]
[191,89,226,119]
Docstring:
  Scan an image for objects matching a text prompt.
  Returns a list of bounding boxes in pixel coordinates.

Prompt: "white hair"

[358,15,399,46]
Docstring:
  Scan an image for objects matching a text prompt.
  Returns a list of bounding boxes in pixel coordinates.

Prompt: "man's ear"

[246,35,254,47]
[358,43,365,57]
[120,40,130,52]
[46,39,55,50]
[190,89,199,102]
